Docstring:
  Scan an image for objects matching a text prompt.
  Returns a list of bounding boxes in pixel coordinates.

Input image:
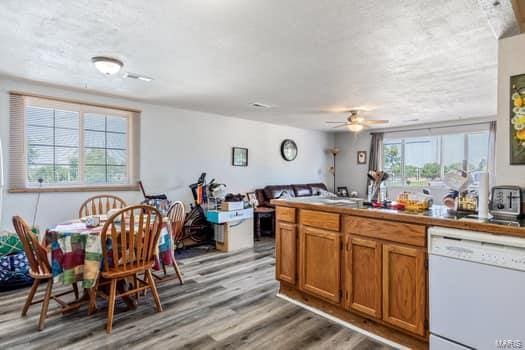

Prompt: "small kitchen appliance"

[490,186,524,219]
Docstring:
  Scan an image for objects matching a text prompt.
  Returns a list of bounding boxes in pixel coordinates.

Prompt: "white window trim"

[8,92,141,193]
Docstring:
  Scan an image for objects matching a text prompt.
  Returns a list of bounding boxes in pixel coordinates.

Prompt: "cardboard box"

[220,201,244,211]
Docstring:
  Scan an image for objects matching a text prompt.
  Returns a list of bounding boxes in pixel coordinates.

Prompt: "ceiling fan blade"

[325,121,347,124]
[302,109,352,114]
[364,119,389,124]
[332,123,350,129]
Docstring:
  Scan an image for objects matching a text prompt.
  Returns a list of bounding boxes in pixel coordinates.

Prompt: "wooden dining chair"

[155,201,185,285]
[78,194,127,218]
[89,205,163,333]
[12,216,80,331]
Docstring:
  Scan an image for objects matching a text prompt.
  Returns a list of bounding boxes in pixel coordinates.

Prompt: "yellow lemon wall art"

[510,74,525,164]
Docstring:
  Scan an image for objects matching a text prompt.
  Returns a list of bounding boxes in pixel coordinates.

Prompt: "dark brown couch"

[255,183,328,208]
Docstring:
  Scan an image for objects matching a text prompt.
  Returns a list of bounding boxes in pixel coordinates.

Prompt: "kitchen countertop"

[271,198,525,237]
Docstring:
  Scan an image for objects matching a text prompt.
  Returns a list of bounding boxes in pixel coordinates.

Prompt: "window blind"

[9,93,27,191]
[8,92,141,192]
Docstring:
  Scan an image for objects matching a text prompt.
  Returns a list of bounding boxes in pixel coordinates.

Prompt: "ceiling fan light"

[91,56,123,75]
[347,124,364,132]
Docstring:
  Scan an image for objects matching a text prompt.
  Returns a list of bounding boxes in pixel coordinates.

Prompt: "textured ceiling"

[0,0,518,130]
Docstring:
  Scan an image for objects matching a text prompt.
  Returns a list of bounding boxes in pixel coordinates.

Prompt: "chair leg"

[88,287,97,315]
[145,270,162,312]
[133,275,139,301]
[72,282,79,300]
[38,279,53,331]
[106,279,117,334]
[172,261,184,285]
[22,279,40,316]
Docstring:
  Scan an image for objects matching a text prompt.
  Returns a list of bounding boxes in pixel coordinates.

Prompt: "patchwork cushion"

[0,234,24,258]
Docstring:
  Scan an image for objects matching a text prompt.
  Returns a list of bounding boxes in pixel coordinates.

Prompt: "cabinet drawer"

[344,216,425,247]
[276,206,296,223]
[300,210,340,231]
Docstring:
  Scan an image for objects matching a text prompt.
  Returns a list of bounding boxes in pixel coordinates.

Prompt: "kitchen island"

[271,197,525,349]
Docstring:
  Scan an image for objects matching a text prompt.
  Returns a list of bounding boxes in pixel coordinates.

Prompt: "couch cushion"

[264,185,296,201]
[307,183,328,195]
[292,184,312,197]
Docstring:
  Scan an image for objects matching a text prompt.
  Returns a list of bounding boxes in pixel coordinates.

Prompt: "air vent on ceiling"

[123,72,154,82]
[251,102,273,108]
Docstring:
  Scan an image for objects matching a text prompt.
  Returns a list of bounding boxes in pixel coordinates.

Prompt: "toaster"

[490,186,524,219]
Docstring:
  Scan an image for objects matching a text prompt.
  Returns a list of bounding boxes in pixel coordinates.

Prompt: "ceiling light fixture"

[123,72,154,82]
[347,124,364,132]
[91,56,123,75]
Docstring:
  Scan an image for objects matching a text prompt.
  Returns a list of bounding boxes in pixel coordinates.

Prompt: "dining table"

[45,217,175,289]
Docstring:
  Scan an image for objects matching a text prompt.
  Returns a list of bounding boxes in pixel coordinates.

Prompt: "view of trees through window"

[383,131,489,187]
[26,105,129,186]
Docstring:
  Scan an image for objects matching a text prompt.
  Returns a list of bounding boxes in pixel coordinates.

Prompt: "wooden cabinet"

[344,236,382,318]
[275,222,297,285]
[299,226,341,303]
[382,243,426,336]
[275,207,430,343]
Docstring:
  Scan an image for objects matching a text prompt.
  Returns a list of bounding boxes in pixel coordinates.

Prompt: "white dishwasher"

[428,227,525,350]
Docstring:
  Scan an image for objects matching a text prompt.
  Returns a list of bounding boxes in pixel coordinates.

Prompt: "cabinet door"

[382,243,426,336]
[299,226,341,303]
[345,236,382,318]
[275,222,297,284]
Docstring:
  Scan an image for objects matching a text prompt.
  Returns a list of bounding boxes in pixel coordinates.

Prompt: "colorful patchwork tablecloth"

[45,221,174,288]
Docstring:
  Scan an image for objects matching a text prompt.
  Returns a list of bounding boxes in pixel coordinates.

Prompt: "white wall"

[333,132,371,197]
[497,34,525,186]
[0,78,334,231]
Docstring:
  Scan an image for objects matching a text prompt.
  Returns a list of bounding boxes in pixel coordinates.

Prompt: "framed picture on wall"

[510,74,525,164]
[232,147,248,166]
[337,186,349,197]
[357,150,367,164]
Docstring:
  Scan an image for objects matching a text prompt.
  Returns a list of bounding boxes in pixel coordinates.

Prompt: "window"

[83,113,128,185]
[383,139,402,186]
[383,129,490,187]
[9,93,140,191]
[26,106,80,185]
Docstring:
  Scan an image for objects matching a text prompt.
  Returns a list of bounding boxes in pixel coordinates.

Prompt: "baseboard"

[276,292,409,350]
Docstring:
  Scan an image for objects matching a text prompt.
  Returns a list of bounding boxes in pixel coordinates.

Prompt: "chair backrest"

[100,205,163,273]
[166,201,185,243]
[79,195,127,218]
[12,216,51,276]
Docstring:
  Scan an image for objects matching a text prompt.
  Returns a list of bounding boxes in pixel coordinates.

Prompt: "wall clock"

[281,139,298,161]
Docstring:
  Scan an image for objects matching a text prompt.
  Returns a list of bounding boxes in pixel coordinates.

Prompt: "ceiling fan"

[326,110,388,132]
